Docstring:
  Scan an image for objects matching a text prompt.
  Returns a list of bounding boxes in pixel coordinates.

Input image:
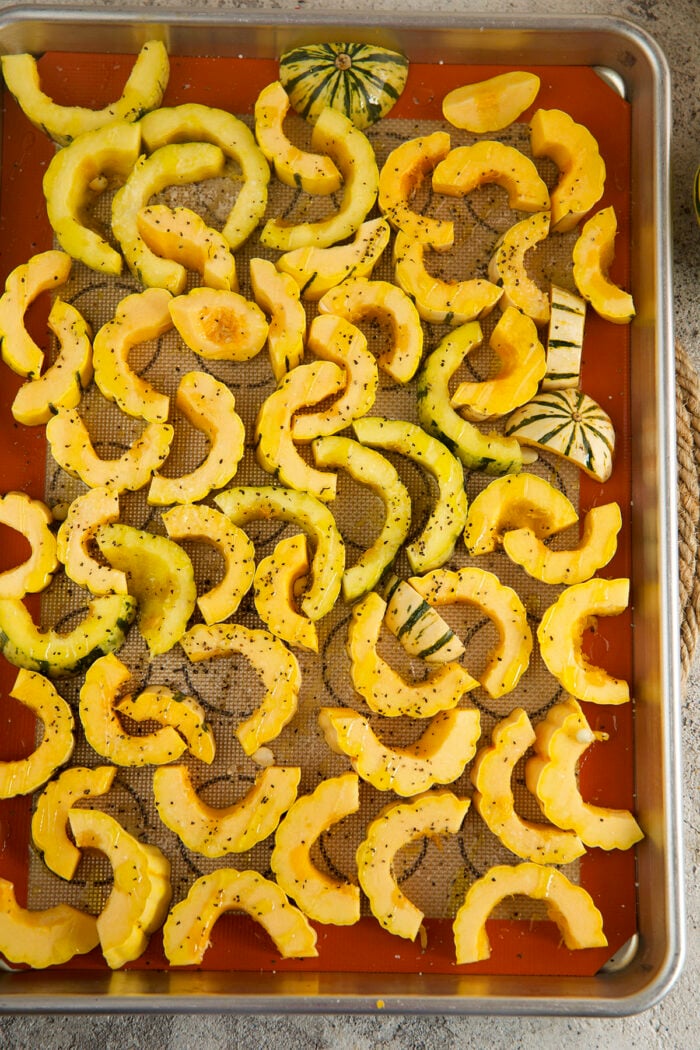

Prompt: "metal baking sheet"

[0,5,684,1015]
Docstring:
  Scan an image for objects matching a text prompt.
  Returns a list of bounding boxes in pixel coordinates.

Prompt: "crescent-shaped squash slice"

[432,140,550,212]
[352,416,467,574]
[487,213,551,327]
[378,131,454,250]
[464,472,578,556]
[470,708,585,864]
[95,524,197,655]
[31,765,117,880]
[530,108,606,233]
[117,684,216,765]
[163,868,318,964]
[136,204,237,291]
[253,534,319,653]
[453,862,607,964]
[168,287,269,362]
[525,697,643,850]
[0,249,72,379]
[409,566,533,698]
[152,763,301,856]
[290,314,378,441]
[147,370,245,506]
[11,297,93,427]
[161,503,255,626]
[572,206,635,324]
[442,71,540,134]
[503,501,622,585]
[46,408,174,494]
[356,791,470,940]
[394,231,502,325]
[270,772,361,926]
[79,653,187,766]
[0,877,99,968]
[319,706,481,797]
[449,307,547,422]
[275,217,391,302]
[0,669,74,798]
[1,41,168,146]
[254,80,342,195]
[318,277,423,384]
[254,360,345,502]
[56,486,126,596]
[346,591,477,717]
[92,287,171,422]
[213,485,344,622]
[249,257,306,382]
[260,106,378,251]
[42,120,142,275]
[312,435,411,602]
[537,577,630,704]
[139,102,270,251]
[180,622,300,756]
[381,574,465,664]
[416,322,523,475]
[67,807,172,969]
[0,491,58,599]
[111,141,226,292]
[0,593,136,678]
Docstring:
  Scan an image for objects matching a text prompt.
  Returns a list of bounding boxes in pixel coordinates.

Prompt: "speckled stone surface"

[0,0,697,1046]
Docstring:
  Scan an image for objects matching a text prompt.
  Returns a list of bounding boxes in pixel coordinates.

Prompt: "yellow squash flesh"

[0,669,75,798]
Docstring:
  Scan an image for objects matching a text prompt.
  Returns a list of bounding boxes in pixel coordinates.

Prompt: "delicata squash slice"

[11,297,94,427]
[1,40,169,146]
[79,653,188,766]
[270,772,361,926]
[0,491,58,599]
[32,765,117,881]
[503,501,622,585]
[432,139,550,213]
[442,71,541,134]
[410,566,533,699]
[249,257,306,381]
[168,287,269,362]
[163,868,318,964]
[470,707,585,865]
[0,592,136,678]
[56,486,126,596]
[254,79,342,195]
[0,876,99,969]
[394,231,502,325]
[214,485,344,622]
[317,277,423,384]
[260,106,379,251]
[529,107,606,232]
[67,807,172,969]
[253,533,319,653]
[95,523,197,655]
[161,503,255,626]
[136,204,238,292]
[42,120,142,276]
[525,697,643,850]
[572,206,636,324]
[181,622,301,757]
[0,669,75,799]
[152,763,301,857]
[381,574,466,665]
[276,217,391,301]
[319,706,480,797]
[138,102,271,251]
[92,286,172,423]
[346,591,478,718]
[453,862,607,965]
[0,249,72,379]
[117,684,215,765]
[464,472,579,556]
[378,131,455,250]
[46,407,174,494]
[537,576,631,704]
[487,212,551,327]
[147,370,245,506]
[356,790,470,941]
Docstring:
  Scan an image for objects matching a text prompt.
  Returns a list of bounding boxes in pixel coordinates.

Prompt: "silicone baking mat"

[0,48,636,977]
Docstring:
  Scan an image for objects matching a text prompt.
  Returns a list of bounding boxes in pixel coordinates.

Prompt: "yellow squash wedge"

[381,574,466,664]
[503,501,622,585]
[394,230,502,324]
[276,217,391,302]
[378,131,454,250]
[0,669,74,798]
[31,765,117,880]
[55,486,126,596]
[249,256,306,381]
[572,206,635,324]
[136,204,238,291]
[168,286,269,362]
[0,877,99,968]
[152,763,301,856]
[488,212,551,326]
[253,533,319,653]
[117,683,216,765]
[442,71,540,133]
[270,772,361,925]
[432,140,550,212]
[530,107,606,232]
[0,249,72,379]
[463,472,578,555]
[542,284,587,391]
[0,491,57,599]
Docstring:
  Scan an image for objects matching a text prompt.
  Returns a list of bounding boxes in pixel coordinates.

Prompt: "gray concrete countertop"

[0,1,697,1046]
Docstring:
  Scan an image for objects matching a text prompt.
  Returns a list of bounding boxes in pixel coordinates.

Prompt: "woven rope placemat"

[676,341,700,686]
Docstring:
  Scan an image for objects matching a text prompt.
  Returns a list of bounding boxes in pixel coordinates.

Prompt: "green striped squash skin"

[505,388,615,481]
[279,42,409,129]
